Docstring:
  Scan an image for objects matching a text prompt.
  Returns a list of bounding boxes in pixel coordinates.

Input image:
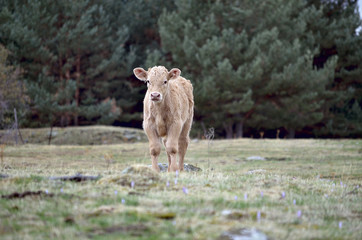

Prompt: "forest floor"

[0,128,361,239]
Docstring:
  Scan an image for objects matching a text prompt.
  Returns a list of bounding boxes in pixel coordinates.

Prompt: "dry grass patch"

[0,137,361,239]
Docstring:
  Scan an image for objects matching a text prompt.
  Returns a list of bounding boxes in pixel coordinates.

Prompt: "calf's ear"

[168,68,181,80]
[133,67,148,81]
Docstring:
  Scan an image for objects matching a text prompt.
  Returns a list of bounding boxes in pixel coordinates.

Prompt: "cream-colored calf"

[133,66,194,172]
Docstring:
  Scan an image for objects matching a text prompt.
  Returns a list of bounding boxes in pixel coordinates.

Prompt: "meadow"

[0,131,361,239]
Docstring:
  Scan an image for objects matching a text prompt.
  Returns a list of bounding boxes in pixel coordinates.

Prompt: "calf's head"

[133,66,181,103]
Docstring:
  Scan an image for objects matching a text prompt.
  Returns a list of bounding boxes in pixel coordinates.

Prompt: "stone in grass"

[49,173,100,182]
[246,169,266,175]
[147,163,202,172]
[221,210,249,220]
[122,130,142,141]
[99,165,160,189]
[246,156,290,161]
[219,228,269,240]
[184,163,202,172]
[246,156,266,161]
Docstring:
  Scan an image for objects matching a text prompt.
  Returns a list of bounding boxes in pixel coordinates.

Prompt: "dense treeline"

[0,0,361,138]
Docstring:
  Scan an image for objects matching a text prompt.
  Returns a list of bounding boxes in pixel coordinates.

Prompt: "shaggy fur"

[133,66,194,172]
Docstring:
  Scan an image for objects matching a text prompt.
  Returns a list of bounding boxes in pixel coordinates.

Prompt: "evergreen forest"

[0,0,361,138]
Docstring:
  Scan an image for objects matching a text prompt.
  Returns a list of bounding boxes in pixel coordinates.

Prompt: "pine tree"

[242,1,338,138]
[25,73,77,128]
[0,0,176,128]
[53,0,128,125]
[0,0,135,127]
[0,45,28,128]
[308,0,362,137]
[156,0,337,138]
[100,0,175,126]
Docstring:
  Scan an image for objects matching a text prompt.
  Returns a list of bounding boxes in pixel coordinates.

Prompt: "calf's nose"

[151,92,160,98]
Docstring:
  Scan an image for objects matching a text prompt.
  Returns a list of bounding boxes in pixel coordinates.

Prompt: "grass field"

[0,135,361,239]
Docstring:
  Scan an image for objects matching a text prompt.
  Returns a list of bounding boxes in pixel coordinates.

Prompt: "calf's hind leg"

[178,136,189,171]
[178,119,192,171]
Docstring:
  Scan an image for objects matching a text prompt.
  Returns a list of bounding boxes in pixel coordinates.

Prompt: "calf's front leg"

[145,127,161,172]
[165,122,182,172]
[163,138,172,172]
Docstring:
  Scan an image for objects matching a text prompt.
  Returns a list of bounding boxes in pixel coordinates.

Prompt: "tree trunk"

[65,69,71,126]
[74,53,81,126]
[235,120,244,138]
[59,51,65,127]
[201,121,207,138]
[288,128,296,139]
[48,125,53,145]
[223,122,233,139]
[14,108,24,144]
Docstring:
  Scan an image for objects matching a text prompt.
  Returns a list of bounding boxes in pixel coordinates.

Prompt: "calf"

[133,66,194,172]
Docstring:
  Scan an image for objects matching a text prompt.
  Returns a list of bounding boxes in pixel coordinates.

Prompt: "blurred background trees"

[0,44,28,128]
[0,0,360,138]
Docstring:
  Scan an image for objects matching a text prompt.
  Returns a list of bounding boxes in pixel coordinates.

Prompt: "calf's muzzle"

[150,92,161,101]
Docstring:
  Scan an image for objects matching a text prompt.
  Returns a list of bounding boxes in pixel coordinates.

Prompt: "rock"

[99,165,160,190]
[221,210,232,216]
[155,163,168,172]
[265,157,289,161]
[246,156,266,161]
[246,169,266,175]
[221,210,249,220]
[49,173,100,182]
[121,165,159,176]
[184,163,202,172]
[219,228,269,240]
[122,130,141,141]
[147,163,202,172]
[47,131,57,138]
[246,156,290,161]
[0,174,9,178]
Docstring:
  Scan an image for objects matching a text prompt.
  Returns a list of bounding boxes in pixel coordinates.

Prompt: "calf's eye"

[164,80,167,84]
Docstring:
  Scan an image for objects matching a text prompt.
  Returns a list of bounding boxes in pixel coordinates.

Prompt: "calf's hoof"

[152,165,160,173]
[168,164,179,172]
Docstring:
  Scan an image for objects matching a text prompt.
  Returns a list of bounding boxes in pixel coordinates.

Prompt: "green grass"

[0,137,361,239]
